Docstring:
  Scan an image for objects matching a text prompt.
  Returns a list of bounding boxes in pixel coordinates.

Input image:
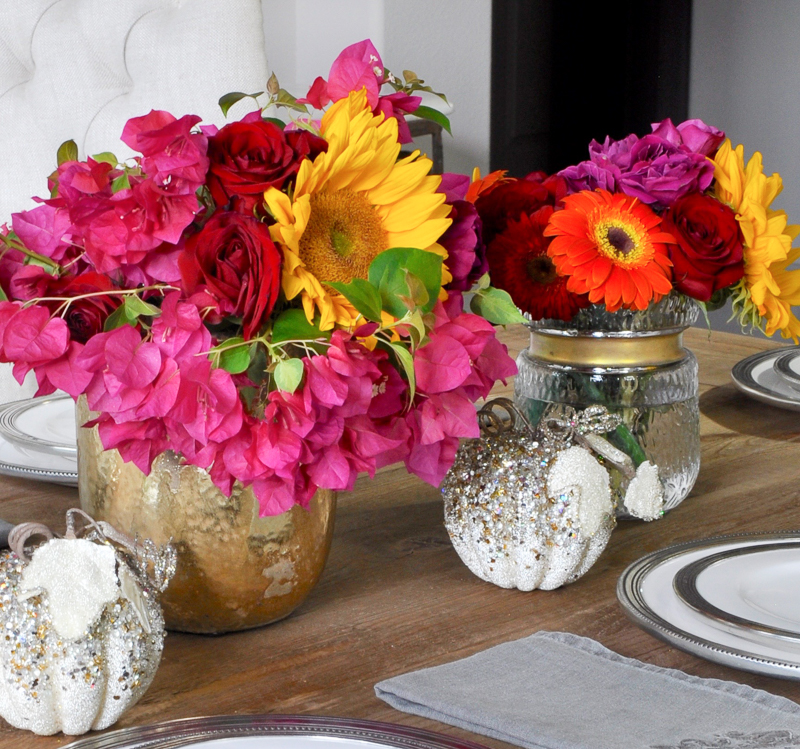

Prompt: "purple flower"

[559,159,620,195]
[558,119,724,209]
[651,118,725,156]
[619,133,715,208]
[439,200,488,292]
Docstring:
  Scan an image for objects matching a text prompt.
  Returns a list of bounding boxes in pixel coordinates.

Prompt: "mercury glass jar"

[514,294,700,513]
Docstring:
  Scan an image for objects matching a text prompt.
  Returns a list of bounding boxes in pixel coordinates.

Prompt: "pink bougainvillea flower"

[326,39,384,109]
[375,91,422,144]
[297,40,421,144]
[2,305,70,368]
[11,204,72,261]
[121,110,209,188]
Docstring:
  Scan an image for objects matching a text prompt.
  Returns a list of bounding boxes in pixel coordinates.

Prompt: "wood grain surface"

[0,327,798,748]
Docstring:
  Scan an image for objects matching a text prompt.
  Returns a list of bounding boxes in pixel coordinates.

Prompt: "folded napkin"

[375,631,800,749]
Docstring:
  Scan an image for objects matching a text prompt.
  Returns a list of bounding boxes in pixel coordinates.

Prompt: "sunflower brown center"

[526,256,558,285]
[299,190,388,284]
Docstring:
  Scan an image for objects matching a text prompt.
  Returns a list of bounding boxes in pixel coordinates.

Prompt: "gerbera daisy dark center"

[606,227,635,256]
[526,256,558,285]
[299,190,388,284]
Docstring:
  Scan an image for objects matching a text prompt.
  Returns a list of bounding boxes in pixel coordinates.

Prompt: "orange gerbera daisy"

[544,190,675,311]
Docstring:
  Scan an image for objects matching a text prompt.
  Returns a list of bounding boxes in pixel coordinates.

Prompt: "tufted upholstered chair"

[0,0,270,402]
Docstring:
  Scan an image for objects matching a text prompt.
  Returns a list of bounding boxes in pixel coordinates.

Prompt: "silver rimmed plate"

[674,542,800,643]
[774,348,800,391]
[731,347,800,411]
[0,395,77,485]
[617,532,800,680]
[0,393,77,457]
[63,715,493,749]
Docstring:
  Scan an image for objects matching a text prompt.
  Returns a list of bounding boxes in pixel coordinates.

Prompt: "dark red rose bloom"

[43,272,120,344]
[207,112,327,213]
[662,193,744,301]
[179,211,281,339]
[486,206,589,321]
[475,172,565,246]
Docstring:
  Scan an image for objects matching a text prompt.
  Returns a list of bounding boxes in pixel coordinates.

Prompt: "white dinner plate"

[0,395,78,485]
[617,532,800,680]
[731,348,800,411]
[674,542,800,642]
[63,715,492,749]
[0,393,77,457]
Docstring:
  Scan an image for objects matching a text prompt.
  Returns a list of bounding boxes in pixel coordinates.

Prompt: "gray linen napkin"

[375,631,800,749]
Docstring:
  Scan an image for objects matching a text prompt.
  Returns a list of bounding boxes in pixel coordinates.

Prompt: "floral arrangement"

[479,118,800,340]
[0,40,519,515]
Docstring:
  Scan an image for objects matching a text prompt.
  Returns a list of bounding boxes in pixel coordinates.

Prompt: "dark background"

[490,0,693,176]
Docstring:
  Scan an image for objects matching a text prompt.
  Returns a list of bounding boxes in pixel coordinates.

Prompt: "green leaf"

[271,308,329,343]
[389,342,416,402]
[92,152,118,166]
[103,305,134,331]
[217,337,251,374]
[56,140,79,166]
[328,278,383,322]
[274,89,310,114]
[404,309,427,347]
[413,106,452,135]
[0,285,7,302]
[475,272,491,291]
[403,69,420,84]
[26,255,58,271]
[111,173,131,193]
[368,247,443,318]
[274,358,304,393]
[124,295,161,318]
[263,117,286,128]
[219,91,263,117]
[470,287,527,325]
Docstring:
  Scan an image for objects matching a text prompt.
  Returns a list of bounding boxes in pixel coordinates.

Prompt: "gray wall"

[690,0,800,336]
[260,0,492,176]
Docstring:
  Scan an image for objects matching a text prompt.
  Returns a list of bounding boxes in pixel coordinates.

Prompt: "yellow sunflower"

[264,88,452,330]
[713,139,800,340]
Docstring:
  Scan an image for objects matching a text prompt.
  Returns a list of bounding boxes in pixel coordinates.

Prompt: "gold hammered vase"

[76,403,336,634]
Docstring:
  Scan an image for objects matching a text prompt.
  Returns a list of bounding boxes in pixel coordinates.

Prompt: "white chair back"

[0,0,270,402]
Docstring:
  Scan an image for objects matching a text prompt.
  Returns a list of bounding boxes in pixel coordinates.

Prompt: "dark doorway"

[490,0,693,176]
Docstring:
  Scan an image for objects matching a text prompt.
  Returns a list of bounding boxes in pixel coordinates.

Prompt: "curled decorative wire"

[477,398,535,436]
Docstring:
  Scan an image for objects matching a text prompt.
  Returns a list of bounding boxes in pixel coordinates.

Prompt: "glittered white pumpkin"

[442,402,663,591]
[0,510,175,735]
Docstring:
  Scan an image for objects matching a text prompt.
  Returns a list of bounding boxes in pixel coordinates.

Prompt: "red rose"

[207,112,327,213]
[41,272,120,344]
[179,212,281,339]
[475,172,565,246]
[662,194,744,301]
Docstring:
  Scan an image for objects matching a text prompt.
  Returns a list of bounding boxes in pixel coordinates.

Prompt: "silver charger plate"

[0,395,78,486]
[774,348,800,391]
[0,393,77,457]
[63,715,493,749]
[674,541,800,643]
[617,531,800,680]
[731,347,800,411]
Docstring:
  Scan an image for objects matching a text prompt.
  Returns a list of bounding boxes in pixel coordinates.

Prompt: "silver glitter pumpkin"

[0,510,175,736]
[442,401,656,591]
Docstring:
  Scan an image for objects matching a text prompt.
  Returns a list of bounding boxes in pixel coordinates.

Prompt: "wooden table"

[1,327,799,748]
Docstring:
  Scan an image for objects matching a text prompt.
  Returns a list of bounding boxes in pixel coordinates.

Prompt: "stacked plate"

[618,532,800,679]
[732,345,800,411]
[0,394,78,486]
